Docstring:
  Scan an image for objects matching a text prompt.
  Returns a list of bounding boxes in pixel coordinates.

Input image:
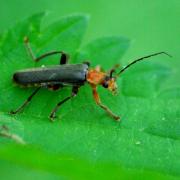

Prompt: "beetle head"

[101,75,118,94]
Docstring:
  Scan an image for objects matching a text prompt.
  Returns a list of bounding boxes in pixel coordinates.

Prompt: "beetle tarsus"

[24,36,29,43]
[49,114,56,122]
[114,115,120,121]
[98,102,120,121]
[9,110,17,115]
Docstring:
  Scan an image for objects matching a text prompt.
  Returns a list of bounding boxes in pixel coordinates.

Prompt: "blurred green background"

[1,0,179,63]
[0,0,180,179]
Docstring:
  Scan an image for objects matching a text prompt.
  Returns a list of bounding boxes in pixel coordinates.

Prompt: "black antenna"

[115,52,171,78]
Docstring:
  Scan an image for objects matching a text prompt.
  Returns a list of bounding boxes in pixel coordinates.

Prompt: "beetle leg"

[60,52,69,65]
[47,84,63,91]
[49,86,79,121]
[23,36,36,60]
[95,65,101,72]
[10,87,41,114]
[23,36,69,64]
[91,85,120,121]
[82,61,90,67]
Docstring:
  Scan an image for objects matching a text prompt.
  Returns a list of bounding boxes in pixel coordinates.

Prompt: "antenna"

[115,52,171,78]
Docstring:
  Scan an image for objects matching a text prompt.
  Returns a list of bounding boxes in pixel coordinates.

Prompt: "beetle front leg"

[92,86,120,121]
[10,87,41,115]
[23,36,69,64]
[49,86,79,122]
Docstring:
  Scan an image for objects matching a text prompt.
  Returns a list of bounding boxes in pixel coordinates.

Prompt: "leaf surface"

[0,13,179,179]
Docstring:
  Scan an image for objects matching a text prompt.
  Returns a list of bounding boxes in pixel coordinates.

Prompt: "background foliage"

[0,1,180,179]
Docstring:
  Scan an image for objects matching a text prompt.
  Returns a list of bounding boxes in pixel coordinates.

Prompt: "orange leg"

[92,86,120,121]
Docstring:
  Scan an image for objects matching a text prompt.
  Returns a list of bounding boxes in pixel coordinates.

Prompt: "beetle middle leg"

[10,87,41,114]
[49,86,79,121]
[23,36,69,64]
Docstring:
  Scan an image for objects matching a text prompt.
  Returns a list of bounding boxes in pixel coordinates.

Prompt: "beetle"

[10,36,171,121]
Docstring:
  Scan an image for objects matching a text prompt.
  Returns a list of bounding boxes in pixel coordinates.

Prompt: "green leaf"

[75,36,130,69]
[0,143,178,180]
[0,13,180,179]
[35,14,89,61]
[0,12,44,55]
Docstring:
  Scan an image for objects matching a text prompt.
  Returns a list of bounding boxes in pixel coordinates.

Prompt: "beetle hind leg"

[10,87,41,115]
[49,86,79,122]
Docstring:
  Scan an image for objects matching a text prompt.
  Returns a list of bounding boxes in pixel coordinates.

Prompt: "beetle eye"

[102,81,108,88]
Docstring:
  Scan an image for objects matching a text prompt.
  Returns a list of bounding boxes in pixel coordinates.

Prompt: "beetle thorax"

[87,69,106,85]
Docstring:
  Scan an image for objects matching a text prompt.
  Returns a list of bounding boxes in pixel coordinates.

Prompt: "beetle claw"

[9,110,16,115]
[114,116,120,121]
[49,114,56,122]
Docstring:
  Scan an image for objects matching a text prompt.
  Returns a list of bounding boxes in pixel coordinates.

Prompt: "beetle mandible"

[10,37,171,121]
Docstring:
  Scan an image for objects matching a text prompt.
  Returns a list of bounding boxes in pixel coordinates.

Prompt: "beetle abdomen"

[13,64,88,87]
